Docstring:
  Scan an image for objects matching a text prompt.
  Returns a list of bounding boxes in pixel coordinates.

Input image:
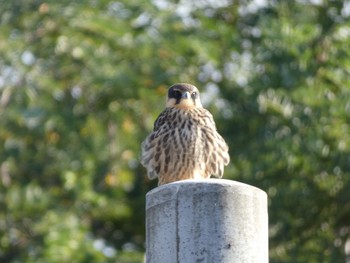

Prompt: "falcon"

[141,83,230,186]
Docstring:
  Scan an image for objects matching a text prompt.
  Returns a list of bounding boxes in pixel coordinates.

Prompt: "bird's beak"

[181,91,191,99]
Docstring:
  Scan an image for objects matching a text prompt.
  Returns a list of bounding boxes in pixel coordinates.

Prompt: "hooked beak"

[181,91,191,99]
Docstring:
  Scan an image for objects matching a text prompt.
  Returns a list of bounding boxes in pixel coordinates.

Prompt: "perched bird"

[141,83,230,186]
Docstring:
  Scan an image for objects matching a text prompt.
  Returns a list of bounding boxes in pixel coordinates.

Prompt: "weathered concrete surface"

[146,179,268,263]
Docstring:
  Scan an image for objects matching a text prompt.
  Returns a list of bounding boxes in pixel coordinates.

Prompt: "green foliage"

[0,0,349,262]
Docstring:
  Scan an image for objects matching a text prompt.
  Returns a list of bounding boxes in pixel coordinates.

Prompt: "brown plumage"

[141,83,230,185]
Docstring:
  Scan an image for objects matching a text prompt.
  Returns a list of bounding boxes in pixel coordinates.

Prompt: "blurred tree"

[0,0,349,262]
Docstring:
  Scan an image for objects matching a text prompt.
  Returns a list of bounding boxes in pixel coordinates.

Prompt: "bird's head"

[166,83,202,109]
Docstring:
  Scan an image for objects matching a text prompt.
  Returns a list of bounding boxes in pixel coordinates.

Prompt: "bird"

[140,83,230,186]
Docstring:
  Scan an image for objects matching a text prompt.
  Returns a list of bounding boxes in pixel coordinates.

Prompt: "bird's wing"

[140,109,170,179]
[200,109,230,178]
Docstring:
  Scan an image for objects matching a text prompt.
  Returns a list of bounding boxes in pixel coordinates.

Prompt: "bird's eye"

[174,90,181,98]
[172,90,182,99]
[191,92,197,99]
[168,89,182,99]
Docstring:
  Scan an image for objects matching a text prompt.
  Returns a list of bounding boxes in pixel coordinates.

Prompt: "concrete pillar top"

[146,179,267,210]
[146,179,269,263]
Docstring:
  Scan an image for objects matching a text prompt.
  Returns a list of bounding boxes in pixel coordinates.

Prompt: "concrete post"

[145,179,268,263]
